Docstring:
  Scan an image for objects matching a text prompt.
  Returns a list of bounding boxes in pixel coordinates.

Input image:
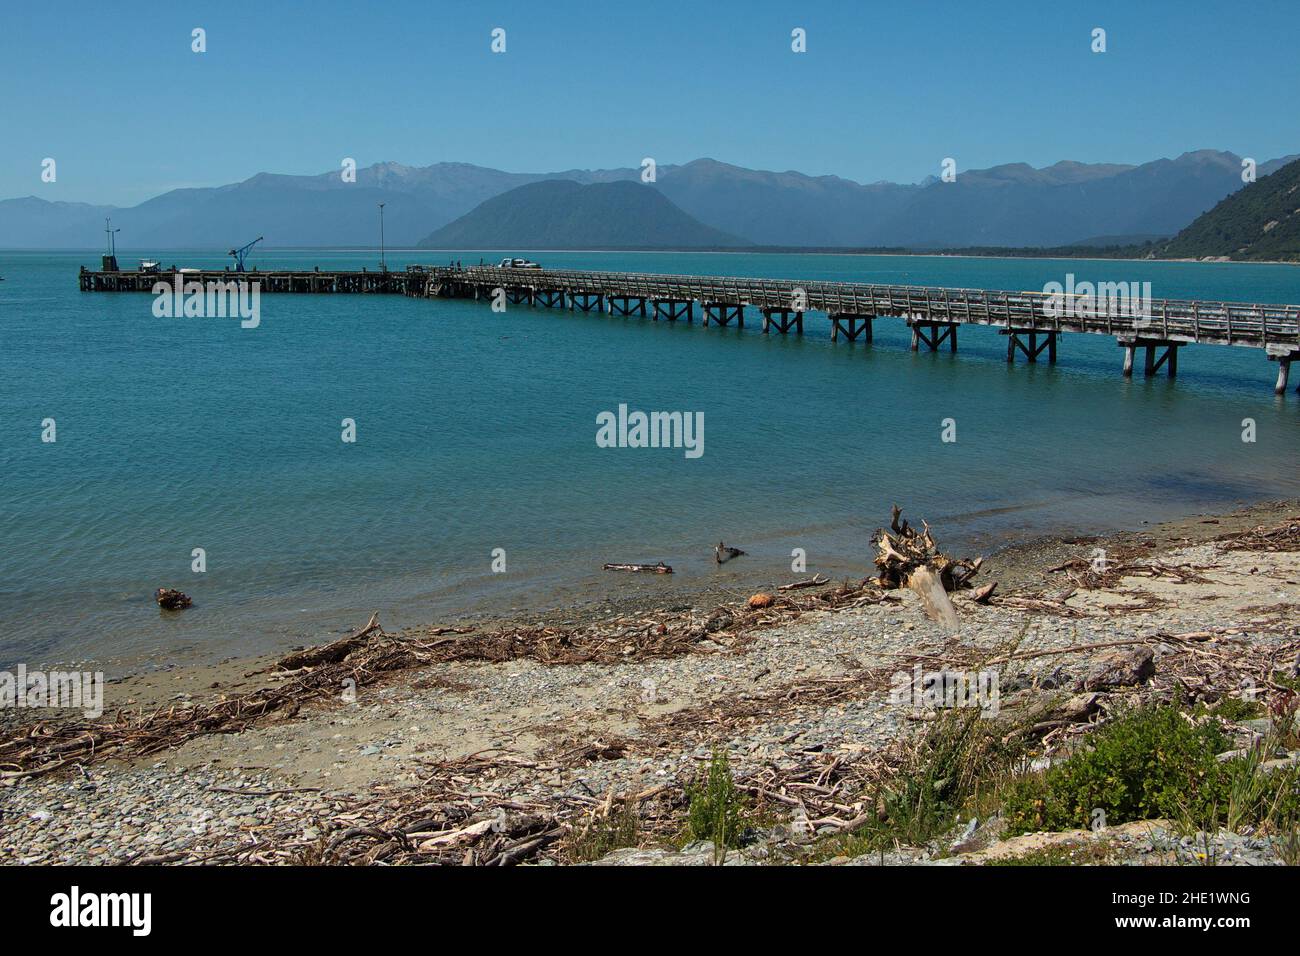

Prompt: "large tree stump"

[873,506,984,629]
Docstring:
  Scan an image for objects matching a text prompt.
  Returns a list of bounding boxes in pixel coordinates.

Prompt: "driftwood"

[779,574,830,591]
[1046,554,1209,590]
[155,588,192,610]
[714,542,746,564]
[908,566,959,631]
[276,613,381,671]
[873,506,984,628]
[0,613,428,780]
[173,627,1300,866]
[0,580,898,780]
[1214,519,1300,553]
[603,562,673,574]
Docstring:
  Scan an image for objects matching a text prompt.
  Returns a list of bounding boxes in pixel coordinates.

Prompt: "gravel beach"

[3,500,1298,866]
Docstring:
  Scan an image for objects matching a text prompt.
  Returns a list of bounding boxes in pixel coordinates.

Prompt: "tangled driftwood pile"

[873,506,986,628]
[1044,549,1210,591]
[200,745,891,866]
[1215,518,1300,553]
[873,507,983,592]
[197,663,928,866]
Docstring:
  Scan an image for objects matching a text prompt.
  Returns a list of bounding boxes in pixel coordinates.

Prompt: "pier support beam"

[1001,328,1058,363]
[829,313,872,342]
[1121,343,1136,377]
[569,291,604,312]
[1145,343,1179,377]
[762,309,804,334]
[703,302,744,327]
[652,299,694,322]
[505,287,533,306]
[535,289,566,309]
[909,319,958,353]
[1268,346,1300,395]
[1118,335,1181,378]
[608,295,647,316]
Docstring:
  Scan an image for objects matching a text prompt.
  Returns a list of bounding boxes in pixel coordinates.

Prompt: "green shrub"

[686,750,745,853]
[1209,696,1264,721]
[1003,706,1231,835]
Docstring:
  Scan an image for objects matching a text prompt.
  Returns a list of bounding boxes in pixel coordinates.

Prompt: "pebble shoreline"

[3,506,1298,866]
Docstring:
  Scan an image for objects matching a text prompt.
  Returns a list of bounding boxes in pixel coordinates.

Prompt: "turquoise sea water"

[2,249,1298,670]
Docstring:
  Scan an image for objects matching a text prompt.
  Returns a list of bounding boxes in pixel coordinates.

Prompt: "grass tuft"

[567,803,643,863]
[686,749,746,861]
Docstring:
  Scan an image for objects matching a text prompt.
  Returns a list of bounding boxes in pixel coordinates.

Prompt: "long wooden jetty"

[79,264,1300,393]
[79,265,413,295]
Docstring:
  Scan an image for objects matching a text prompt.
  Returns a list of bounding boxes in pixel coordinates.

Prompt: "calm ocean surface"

[2,249,1298,670]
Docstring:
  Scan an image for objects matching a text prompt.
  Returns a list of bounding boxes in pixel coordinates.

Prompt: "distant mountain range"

[2,151,1295,252]
[419,180,747,249]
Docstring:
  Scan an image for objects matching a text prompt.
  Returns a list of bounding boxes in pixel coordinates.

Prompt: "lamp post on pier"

[103,218,121,271]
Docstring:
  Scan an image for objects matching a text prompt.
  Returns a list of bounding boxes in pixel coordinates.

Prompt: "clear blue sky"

[3,0,1297,205]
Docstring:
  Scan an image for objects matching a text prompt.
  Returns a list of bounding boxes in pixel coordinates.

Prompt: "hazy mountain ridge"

[418,180,748,249]
[872,150,1273,247]
[1,150,1293,251]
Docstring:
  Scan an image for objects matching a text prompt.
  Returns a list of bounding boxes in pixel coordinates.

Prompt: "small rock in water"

[155,587,192,610]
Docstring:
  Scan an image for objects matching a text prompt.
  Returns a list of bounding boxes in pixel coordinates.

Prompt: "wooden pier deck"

[79,264,1300,393]
[79,266,415,295]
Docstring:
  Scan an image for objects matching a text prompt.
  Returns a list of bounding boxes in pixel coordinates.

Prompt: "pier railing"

[438,266,1300,349]
[76,262,1300,391]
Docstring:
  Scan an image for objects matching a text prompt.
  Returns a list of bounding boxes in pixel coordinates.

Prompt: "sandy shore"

[2,499,1297,865]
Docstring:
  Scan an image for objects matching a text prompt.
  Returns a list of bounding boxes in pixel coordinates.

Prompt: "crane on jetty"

[227,236,263,273]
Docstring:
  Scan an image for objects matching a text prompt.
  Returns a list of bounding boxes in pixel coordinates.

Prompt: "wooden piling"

[908,319,958,353]
[829,313,871,342]
[1002,328,1058,363]
[703,303,744,327]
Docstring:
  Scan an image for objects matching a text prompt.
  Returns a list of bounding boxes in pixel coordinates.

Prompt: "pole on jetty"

[102,218,120,272]
[378,203,387,273]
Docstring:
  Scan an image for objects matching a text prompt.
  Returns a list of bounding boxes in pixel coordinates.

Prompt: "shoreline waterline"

[3,249,1298,671]
[12,497,1296,686]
